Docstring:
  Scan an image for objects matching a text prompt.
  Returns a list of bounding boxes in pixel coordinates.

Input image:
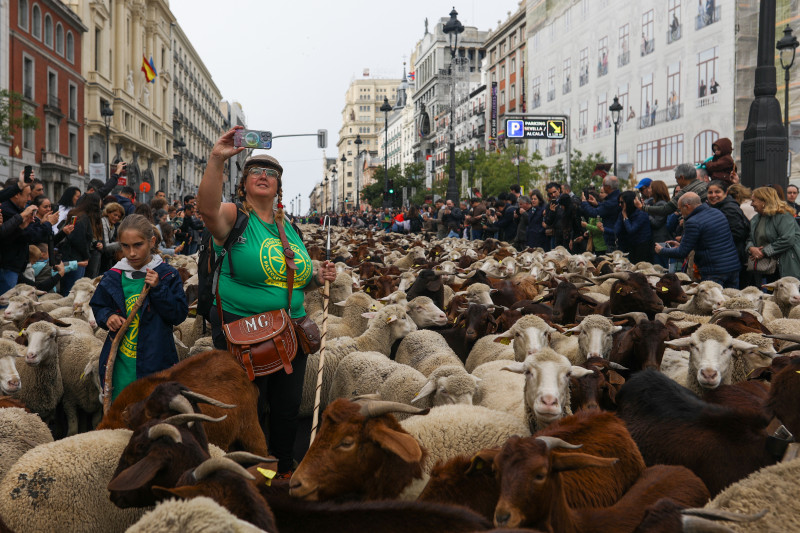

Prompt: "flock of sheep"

[0,224,797,532]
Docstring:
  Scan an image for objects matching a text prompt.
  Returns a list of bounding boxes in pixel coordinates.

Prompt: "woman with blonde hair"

[727,184,756,220]
[746,186,800,281]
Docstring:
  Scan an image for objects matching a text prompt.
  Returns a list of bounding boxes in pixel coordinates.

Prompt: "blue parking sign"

[506,119,524,138]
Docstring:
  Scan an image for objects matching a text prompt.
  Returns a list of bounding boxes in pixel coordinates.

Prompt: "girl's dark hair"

[134,203,154,223]
[159,221,176,247]
[67,193,102,240]
[530,189,545,207]
[118,214,158,254]
[619,190,639,215]
[58,186,81,208]
[33,195,51,208]
[708,180,730,193]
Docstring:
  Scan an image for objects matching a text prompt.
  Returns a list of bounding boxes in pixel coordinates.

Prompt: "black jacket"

[709,196,750,263]
[0,199,36,273]
[59,215,94,262]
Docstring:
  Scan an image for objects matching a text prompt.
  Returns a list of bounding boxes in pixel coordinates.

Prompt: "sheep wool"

[395,330,453,367]
[125,497,266,533]
[57,333,104,436]
[472,360,526,422]
[0,407,53,481]
[465,334,515,373]
[705,457,800,533]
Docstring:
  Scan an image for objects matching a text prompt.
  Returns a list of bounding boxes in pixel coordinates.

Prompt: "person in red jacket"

[705,137,734,184]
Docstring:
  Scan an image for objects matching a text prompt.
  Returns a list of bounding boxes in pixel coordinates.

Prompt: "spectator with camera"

[527,190,549,250]
[466,197,486,240]
[579,175,621,251]
[0,179,39,294]
[513,195,533,251]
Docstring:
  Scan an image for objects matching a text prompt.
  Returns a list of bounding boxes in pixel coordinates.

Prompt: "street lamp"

[777,25,799,154]
[354,133,364,211]
[100,101,114,173]
[339,153,346,213]
[609,95,624,176]
[513,139,524,187]
[380,96,393,208]
[469,150,476,193]
[443,7,464,204]
[324,174,330,212]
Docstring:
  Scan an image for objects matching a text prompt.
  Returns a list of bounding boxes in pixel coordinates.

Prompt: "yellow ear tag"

[257,467,277,486]
[499,338,511,345]
[474,461,483,470]
[365,287,371,293]
[661,286,669,292]
[386,317,393,324]
[796,370,800,374]
[17,329,25,336]
[616,288,623,294]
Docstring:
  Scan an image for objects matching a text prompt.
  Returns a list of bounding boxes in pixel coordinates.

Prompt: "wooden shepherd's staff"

[102,283,151,414]
[310,216,332,444]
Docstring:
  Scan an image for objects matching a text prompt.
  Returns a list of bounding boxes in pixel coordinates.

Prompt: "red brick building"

[9,0,86,199]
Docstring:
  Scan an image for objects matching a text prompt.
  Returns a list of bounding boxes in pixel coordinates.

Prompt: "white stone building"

[219,100,246,200]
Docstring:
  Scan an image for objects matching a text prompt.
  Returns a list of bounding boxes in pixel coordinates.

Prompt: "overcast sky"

[170,0,522,211]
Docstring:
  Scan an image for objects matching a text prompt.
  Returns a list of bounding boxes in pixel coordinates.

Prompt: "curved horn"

[180,390,236,409]
[612,312,648,325]
[654,313,671,325]
[535,436,583,451]
[777,343,800,354]
[681,508,767,523]
[223,451,277,465]
[148,423,182,443]
[764,333,800,344]
[592,272,631,282]
[193,457,255,482]
[162,413,228,426]
[456,270,478,279]
[168,395,195,415]
[573,282,596,289]
[355,398,430,418]
[607,362,629,371]
[681,516,738,533]
[708,310,744,324]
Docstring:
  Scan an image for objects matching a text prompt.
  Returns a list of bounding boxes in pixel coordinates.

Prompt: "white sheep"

[394,330,462,377]
[759,318,800,350]
[304,271,354,318]
[174,315,208,351]
[487,314,567,364]
[311,291,381,339]
[703,457,800,533]
[2,295,42,329]
[664,324,758,397]
[299,304,418,417]
[763,276,800,317]
[676,280,725,315]
[502,348,593,433]
[405,296,448,328]
[564,314,623,364]
[378,364,478,420]
[12,323,67,424]
[472,359,526,421]
[0,341,22,394]
[125,496,266,533]
[464,334,515,372]
[188,336,215,357]
[454,283,495,306]
[0,407,53,482]
[56,332,104,435]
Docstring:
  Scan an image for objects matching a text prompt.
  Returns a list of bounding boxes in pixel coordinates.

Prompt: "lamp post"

[777,24,799,177]
[339,153,346,213]
[513,139,523,187]
[324,175,330,212]
[174,138,186,203]
[297,194,301,216]
[609,95,623,176]
[380,96,393,208]
[354,133,364,211]
[469,150,476,194]
[443,7,464,203]
[100,101,114,173]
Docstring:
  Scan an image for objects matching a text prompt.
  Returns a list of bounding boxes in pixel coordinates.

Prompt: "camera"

[480,214,488,224]
[234,129,273,149]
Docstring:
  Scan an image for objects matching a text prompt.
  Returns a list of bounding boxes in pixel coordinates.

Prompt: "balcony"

[41,151,78,173]
[547,89,556,102]
[563,80,571,94]
[597,62,608,77]
[531,95,541,109]
[641,38,655,56]
[696,94,719,108]
[638,103,684,128]
[579,72,589,87]
[696,6,721,30]
[618,51,630,67]
[44,96,63,117]
[667,24,682,44]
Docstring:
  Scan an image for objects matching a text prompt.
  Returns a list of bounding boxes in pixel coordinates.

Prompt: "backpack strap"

[214,203,250,327]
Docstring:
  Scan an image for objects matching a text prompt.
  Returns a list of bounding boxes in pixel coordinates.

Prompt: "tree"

[547,149,608,194]
[472,145,547,197]
[0,90,39,165]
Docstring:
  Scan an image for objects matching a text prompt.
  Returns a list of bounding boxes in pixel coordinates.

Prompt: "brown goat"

[417,452,500,521]
[98,350,267,456]
[767,355,800,437]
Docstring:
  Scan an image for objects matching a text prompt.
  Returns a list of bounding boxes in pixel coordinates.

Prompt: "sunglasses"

[248,167,280,178]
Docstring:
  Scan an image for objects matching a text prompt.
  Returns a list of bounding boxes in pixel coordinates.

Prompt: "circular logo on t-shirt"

[259,237,312,288]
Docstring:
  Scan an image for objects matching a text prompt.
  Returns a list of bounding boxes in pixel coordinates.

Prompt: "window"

[511,58,516,73]
[44,14,52,47]
[579,47,589,86]
[666,61,681,119]
[69,130,77,162]
[18,0,28,30]
[637,134,684,171]
[31,4,40,38]
[22,107,34,150]
[47,121,58,152]
[68,83,77,121]
[596,92,607,131]
[694,130,719,162]
[547,67,555,101]
[563,58,571,94]
[579,101,588,136]
[532,76,541,108]
[47,71,57,108]
[501,64,505,79]
[668,0,681,43]
[598,36,609,76]
[564,7,571,29]
[619,23,630,66]
[501,90,505,106]
[510,84,516,101]
[23,56,34,99]
[618,83,630,121]
[641,10,654,56]
[697,46,718,98]
[55,23,63,54]
[641,73,654,126]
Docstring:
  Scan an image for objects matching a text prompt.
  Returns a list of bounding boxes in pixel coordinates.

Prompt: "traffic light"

[388,179,394,194]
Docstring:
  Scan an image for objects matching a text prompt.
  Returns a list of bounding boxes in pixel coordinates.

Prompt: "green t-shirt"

[214,214,312,318]
[112,274,145,401]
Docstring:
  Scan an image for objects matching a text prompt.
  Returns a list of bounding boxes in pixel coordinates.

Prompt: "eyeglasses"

[248,167,280,178]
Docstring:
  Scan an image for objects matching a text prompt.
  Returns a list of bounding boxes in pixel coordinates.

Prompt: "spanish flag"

[141,55,157,83]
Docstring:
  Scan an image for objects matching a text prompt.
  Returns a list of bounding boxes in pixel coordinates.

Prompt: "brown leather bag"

[216,218,300,381]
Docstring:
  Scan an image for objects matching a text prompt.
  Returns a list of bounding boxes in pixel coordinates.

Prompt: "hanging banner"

[490,82,498,145]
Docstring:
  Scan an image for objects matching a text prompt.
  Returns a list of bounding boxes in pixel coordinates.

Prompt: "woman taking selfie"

[198,126,336,478]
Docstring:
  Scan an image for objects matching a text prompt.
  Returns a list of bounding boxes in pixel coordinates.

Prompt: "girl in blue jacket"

[90,214,188,401]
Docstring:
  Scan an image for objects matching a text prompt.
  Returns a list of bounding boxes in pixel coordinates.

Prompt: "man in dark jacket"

[179,202,204,255]
[496,200,518,243]
[513,195,532,250]
[466,198,486,240]
[115,186,136,215]
[580,175,621,251]
[655,192,741,288]
[0,181,37,294]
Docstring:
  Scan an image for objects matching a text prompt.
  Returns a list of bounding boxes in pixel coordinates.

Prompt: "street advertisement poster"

[89,163,106,182]
[490,82,497,144]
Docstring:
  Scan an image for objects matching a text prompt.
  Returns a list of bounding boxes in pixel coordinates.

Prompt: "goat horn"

[223,451,277,465]
[681,509,767,523]
[148,423,182,443]
[193,457,255,482]
[709,310,744,323]
[354,398,430,418]
[764,333,800,344]
[612,312,648,325]
[654,313,671,325]
[573,282,595,289]
[681,516,740,533]
[607,362,629,371]
[777,343,800,354]
[180,390,236,409]
[535,436,583,451]
[592,272,631,281]
[168,395,195,415]
[162,413,228,426]
[456,271,477,279]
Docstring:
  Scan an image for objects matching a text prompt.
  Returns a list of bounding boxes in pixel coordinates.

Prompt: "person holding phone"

[54,186,82,234]
[57,194,102,295]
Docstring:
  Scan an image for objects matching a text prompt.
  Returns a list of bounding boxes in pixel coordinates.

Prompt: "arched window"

[55,23,64,54]
[31,4,41,38]
[18,0,28,30]
[694,130,719,163]
[44,14,53,48]
[66,32,74,62]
